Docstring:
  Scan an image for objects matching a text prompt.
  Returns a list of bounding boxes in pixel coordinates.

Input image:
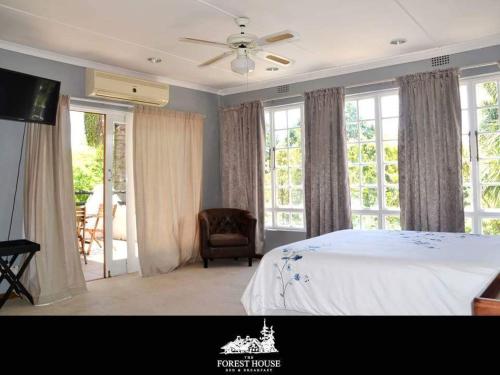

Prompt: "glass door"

[71,105,138,280]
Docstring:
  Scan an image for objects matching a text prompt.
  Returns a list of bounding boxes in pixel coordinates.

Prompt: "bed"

[241,229,500,315]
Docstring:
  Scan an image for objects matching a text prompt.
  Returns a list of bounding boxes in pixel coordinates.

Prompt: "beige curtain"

[219,101,265,254]
[304,87,352,238]
[22,95,87,305]
[133,106,204,276]
[398,69,464,232]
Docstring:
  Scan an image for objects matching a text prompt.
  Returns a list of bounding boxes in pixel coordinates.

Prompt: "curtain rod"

[261,62,499,103]
[70,97,135,108]
[70,97,207,119]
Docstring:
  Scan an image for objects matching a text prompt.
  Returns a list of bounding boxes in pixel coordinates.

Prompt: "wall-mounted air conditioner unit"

[85,69,169,106]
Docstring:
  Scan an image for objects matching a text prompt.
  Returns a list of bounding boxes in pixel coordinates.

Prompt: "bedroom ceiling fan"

[179,17,298,75]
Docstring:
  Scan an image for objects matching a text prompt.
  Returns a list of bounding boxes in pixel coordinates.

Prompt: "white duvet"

[241,230,500,315]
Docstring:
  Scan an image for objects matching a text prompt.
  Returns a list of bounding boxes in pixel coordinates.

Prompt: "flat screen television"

[0,67,61,125]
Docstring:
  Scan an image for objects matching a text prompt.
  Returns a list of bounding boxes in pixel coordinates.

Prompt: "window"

[460,77,500,235]
[345,91,401,230]
[264,104,305,230]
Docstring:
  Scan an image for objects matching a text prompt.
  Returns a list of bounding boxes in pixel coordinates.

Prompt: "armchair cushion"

[209,233,249,247]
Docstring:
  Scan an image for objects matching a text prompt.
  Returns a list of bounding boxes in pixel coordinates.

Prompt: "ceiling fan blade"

[256,30,299,46]
[179,37,228,48]
[255,50,293,67]
[199,51,234,67]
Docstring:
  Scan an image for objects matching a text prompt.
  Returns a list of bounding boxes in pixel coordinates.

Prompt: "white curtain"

[133,106,204,277]
[22,95,86,305]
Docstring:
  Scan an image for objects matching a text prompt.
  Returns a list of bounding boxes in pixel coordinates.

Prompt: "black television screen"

[0,68,61,125]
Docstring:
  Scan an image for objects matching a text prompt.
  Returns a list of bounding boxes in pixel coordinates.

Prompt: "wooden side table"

[0,239,40,309]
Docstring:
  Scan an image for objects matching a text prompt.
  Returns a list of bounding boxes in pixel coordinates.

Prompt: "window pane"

[276,149,288,167]
[361,215,378,230]
[288,128,301,147]
[362,187,378,208]
[274,110,287,129]
[264,172,272,188]
[384,164,399,184]
[459,85,468,109]
[346,122,359,142]
[345,101,357,123]
[264,188,272,206]
[463,185,472,210]
[478,133,500,158]
[384,215,401,230]
[384,141,398,162]
[351,188,361,210]
[290,167,302,186]
[462,135,470,163]
[475,82,498,107]
[290,188,303,207]
[385,186,399,209]
[348,165,361,186]
[362,164,377,184]
[477,107,499,132]
[289,148,302,166]
[352,214,361,229]
[360,120,375,141]
[381,95,399,117]
[348,144,360,163]
[462,110,469,133]
[481,185,500,210]
[265,211,273,228]
[358,98,375,120]
[291,212,304,228]
[277,212,290,227]
[361,143,376,162]
[382,118,398,141]
[463,162,472,184]
[482,218,500,235]
[464,217,473,233]
[276,168,288,186]
[277,188,290,207]
[479,160,500,183]
[288,108,301,128]
[274,130,288,148]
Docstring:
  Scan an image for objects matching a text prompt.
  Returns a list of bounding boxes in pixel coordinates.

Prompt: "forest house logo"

[221,319,278,354]
[217,320,281,373]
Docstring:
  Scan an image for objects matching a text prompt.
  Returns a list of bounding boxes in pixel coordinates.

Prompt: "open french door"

[71,104,139,280]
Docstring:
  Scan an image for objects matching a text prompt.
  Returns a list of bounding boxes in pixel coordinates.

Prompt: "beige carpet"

[0,259,259,315]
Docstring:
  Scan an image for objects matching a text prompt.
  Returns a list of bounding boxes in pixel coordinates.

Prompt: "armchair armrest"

[198,211,211,249]
[241,212,257,256]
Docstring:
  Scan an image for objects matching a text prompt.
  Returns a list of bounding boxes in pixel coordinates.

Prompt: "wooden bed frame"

[473,273,500,316]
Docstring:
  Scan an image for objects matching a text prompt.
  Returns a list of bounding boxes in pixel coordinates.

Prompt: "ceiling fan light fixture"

[147,57,162,63]
[390,38,407,45]
[231,54,255,75]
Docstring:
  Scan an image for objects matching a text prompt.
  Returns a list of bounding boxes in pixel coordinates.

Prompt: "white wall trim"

[0,39,220,95]
[218,33,500,96]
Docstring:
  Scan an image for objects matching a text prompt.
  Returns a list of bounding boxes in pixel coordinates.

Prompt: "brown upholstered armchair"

[198,208,257,268]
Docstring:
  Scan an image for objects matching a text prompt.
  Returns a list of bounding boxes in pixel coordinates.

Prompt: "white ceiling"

[0,0,499,94]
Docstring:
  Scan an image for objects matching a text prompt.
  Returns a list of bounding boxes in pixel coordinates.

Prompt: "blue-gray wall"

[222,45,500,252]
[0,48,221,243]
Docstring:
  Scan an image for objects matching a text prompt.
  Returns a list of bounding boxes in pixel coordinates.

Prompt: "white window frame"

[345,89,401,230]
[460,74,500,234]
[264,103,306,231]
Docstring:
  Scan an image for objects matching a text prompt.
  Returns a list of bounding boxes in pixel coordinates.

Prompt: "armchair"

[198,208,257,268]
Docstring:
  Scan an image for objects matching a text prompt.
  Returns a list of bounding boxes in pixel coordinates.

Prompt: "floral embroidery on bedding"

[396,230,473,249]
[273,246,316,309]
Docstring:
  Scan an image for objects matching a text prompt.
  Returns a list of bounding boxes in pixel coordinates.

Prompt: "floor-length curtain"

[219,101,265,254]
[398,69,464,232]
[304,87,352,238]
[22,95,87,305]
[133,106,204,276]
